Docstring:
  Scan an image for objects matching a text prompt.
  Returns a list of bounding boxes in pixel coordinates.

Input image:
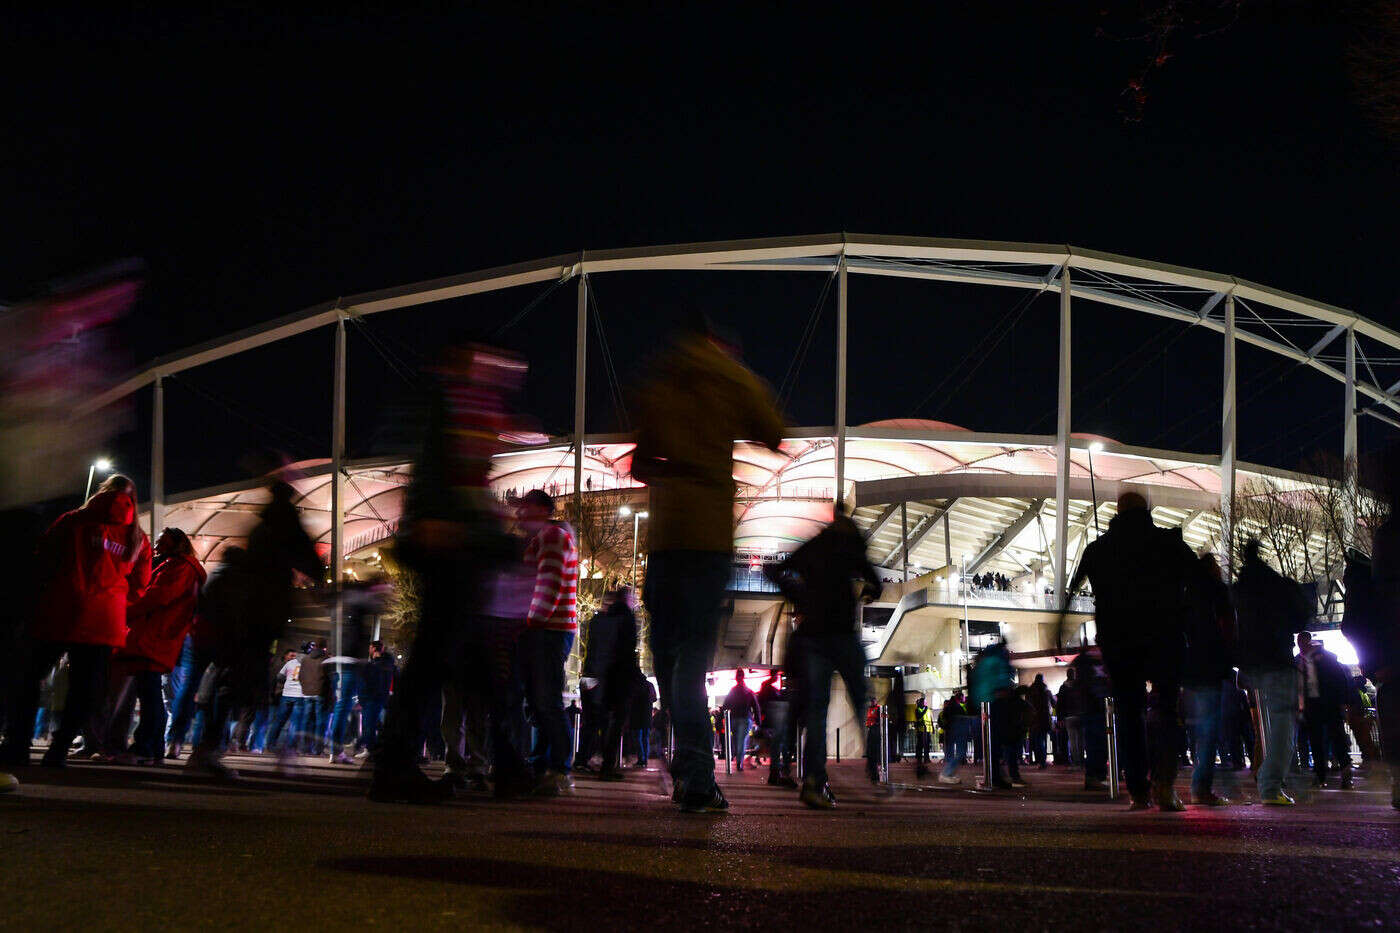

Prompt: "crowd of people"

[970,572,1013,592]
[3,311,1400,821]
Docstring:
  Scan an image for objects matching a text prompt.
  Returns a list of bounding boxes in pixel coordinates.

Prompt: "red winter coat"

[33,492,152,648]
[118,552,207,672]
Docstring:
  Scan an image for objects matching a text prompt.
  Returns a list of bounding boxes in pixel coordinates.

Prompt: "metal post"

[573,272,588,517]
[618,729,625,768]
[1344,326,1358,548]
[796,727,805,781]
[572,711,582,762]
[1105,697,1120,800]
[331,317,347,677]
[150,375,164,539]
[1053,266,1072,598]
[901,501,909,582]
[724,709,733,776]
[980,700,994,788]
[1221,293,1237,572]
[879,705,890,783]
[667,720,675,764]
[835,727,840,762]
[834,253,848,508]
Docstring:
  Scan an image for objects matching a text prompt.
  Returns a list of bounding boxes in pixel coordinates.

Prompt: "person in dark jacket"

[1181,552,1236,806]
[1296,632,1354,789]
[582,588,641,780]
[1065,492,1195,811]
[357,641,395,754]
[628,670,658,768]
[1027,674,1054,770]
[1233,538,1314,806]
[186,479,324,781]
[756,670,795,786]
[720,671,761,771]
[765,513,880,808]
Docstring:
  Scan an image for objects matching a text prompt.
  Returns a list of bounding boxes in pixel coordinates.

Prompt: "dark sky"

[5,4,1398,497]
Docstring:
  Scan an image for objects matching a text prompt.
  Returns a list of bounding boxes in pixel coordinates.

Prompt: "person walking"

[266,649,307,751]
[1,475,151,768]
[1296,631,1354,789]
[357,641,395,754]
[516,490,579,796]
[1064,492,1195,811]
[720,671,761,772]
[633,312,784,814]
[757,671,795,787]
[296,641,329,755]
[1233,539,1314,806]
[1181,552,1236,806]
[629,669,657,769]
[937,690,970,785]
[765,513,880,809]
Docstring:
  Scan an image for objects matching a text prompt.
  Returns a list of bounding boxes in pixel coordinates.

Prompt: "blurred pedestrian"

[1296,631,1353,789]
[1181,552,1236,806]
[633,312,784,813]
[721,671,760,771]
[1065,492,1194,811]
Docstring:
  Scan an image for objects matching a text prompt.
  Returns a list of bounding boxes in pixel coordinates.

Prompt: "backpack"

[1341,549,1391,678]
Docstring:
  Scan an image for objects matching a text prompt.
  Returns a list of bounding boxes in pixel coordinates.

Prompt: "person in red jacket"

[102,528,205,765]
[0,474,151,767]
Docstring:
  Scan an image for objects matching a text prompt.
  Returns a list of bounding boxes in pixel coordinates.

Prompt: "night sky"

[5,4,1398,500]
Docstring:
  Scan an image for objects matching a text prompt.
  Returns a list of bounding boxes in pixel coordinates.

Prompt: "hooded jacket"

[33,489,151,647]
[118,551,207,672]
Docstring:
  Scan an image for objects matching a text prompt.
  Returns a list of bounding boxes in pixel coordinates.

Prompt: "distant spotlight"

[94,458,113,472]
[1089,441,1104,454]
[638,511,649,519]
[619,506,632,517]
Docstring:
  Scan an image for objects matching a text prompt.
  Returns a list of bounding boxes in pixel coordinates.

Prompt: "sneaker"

[1261,790,1296,806]
[937,773,962,785]
[532,769,573,797]
[798,778,836,810]
[1191,791,1230,807]
[1128,795,1153,811]
[1009,778,1028,789]
[186,751,240,782]
[1154,789,1186,812]
[165,742,183,760]
[0,772,17,793]
[329,752,355,765]
[680,785,730,814]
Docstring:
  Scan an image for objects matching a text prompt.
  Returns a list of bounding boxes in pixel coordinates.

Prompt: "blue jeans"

[1184,682,1224,797]
[1244,666,1299,797]
[519,628,575,774]
[325,668,364,754]
[645,550,732,795]
[303,696,326,753]
[165,637,198,745]
[268,696,307,751]
[789,631,868,785]
[358,698,384,751]
[728,716,752,769]
[942,716,974,777]
[636,727,650,764]
[249,707,269,752]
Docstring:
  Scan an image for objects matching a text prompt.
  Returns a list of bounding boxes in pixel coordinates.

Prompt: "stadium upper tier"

[146,418,1323,586]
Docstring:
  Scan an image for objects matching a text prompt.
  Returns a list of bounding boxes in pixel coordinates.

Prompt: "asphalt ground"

[2,751,1398,931]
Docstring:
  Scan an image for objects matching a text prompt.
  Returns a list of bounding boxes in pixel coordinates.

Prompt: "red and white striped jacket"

[524,521,578,632]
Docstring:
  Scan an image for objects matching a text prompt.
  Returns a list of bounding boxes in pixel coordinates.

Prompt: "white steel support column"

[150,375,165,539]
[1221,295,1237,568]
[834,254,848,510]
[900,500,909,582]
[331,317,347,663]
[1053,267,1072,599]
[574,273,588,520]
[1344,326,1358,548]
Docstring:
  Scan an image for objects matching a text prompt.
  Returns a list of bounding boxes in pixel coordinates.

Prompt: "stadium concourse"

[144,417,1335,752]
[6,753,1399,929]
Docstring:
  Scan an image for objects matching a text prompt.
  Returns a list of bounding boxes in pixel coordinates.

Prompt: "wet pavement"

[3,753,1397,930]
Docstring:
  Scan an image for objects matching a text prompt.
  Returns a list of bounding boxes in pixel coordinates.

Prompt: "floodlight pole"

[151,375,165,539]
[834,252,848,510]
[331,316,347,675]
[901,501,909,582]
[574,271,588,521]
[1053,266,1072,600]
[1221,294,1237,573]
